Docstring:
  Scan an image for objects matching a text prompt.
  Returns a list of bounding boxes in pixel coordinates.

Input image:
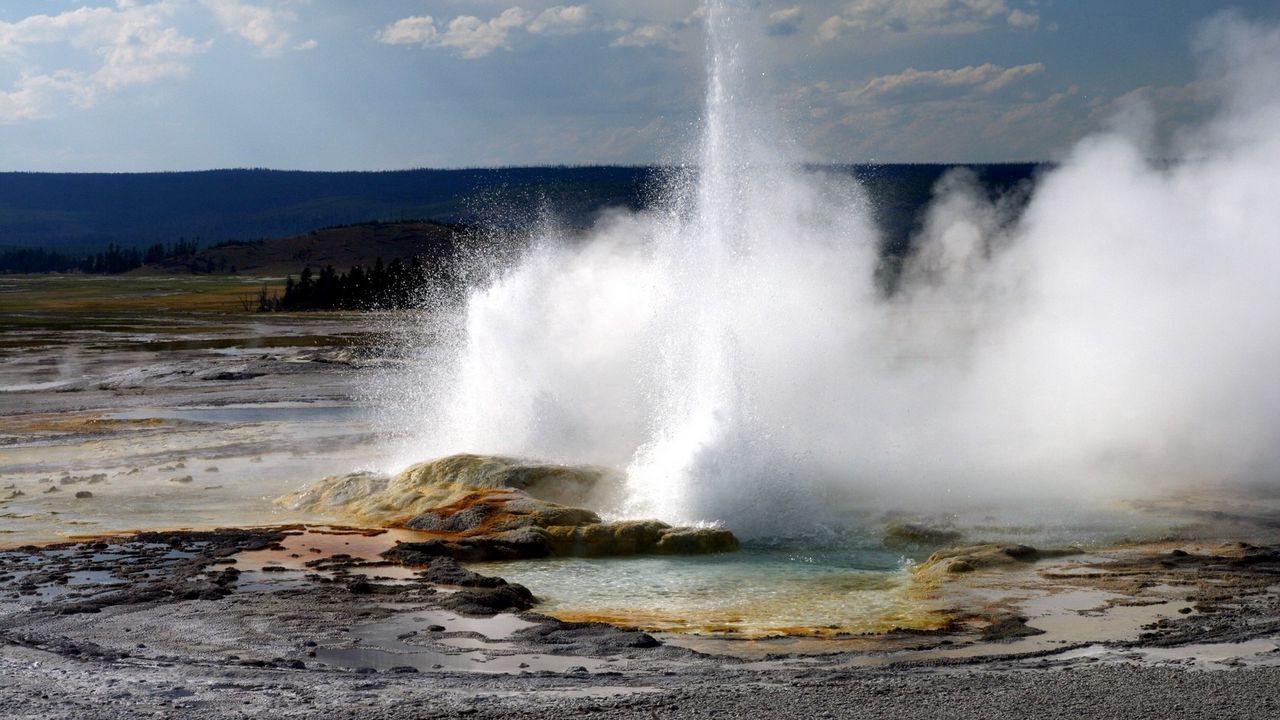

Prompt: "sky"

[0,0,1276,171]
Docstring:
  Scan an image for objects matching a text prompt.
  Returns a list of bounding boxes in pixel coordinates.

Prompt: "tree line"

[0,240,200,274]
[256,256,442,311]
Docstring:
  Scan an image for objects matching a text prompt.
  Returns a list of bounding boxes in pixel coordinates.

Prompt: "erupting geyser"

[381,4,1280,537]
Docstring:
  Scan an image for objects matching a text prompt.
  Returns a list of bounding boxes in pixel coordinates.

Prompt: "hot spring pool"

[468,544,945,637]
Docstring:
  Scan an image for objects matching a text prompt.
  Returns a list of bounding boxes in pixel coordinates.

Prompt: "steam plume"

[381,11,1280,536]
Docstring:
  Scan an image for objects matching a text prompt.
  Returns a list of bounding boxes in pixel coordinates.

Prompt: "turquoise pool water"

[469,543,944,636]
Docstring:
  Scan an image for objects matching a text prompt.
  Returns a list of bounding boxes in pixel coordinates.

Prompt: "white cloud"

[839,62,1045,104]
[811,73,1205,163]
[377,7,531,59]
[1007,8,1039,30]
[817,0,1039,42]
[611,23,676,49]
[441,8,530,59]
[528,5,591,36]
[781,61,1093,162]
[1001,84,1079,126]
[0,72,86,121]
[976,62,1043,92]
[96,24,203,88]
[377,4,689,56]
[765,7,804,37]
[0,2,205,121]
[606,4,703,49]
[201,0,316,56]
[815,15,851,43]
[376,16,438,46]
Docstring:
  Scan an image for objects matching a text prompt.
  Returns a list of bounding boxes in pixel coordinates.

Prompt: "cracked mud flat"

[6,301,1280,718]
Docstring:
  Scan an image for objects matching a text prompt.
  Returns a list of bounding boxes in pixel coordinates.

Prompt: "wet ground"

[0,287,409,543]
[2,525,1280,719]
[6,281,1280,717]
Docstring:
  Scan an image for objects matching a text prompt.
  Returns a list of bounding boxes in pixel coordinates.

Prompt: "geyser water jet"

[381,6,1280,537]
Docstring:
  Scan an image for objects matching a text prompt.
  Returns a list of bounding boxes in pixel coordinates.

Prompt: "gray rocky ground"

[2,526,1279,719]
[5,640,1280,720]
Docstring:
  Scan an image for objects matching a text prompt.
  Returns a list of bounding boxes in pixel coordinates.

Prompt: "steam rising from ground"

[381,12,1280,536]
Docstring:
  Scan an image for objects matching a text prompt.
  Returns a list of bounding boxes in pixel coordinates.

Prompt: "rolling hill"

[137,220,461,276]
[0,167,658,253]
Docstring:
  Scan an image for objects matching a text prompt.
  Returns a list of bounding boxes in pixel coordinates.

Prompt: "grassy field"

[0,274,285,316]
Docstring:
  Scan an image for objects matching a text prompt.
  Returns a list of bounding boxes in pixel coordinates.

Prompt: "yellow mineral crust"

[278,454,738,558]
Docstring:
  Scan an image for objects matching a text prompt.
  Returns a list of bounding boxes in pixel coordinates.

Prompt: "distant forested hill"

[0,164,1041,256]
[0,167,657,253]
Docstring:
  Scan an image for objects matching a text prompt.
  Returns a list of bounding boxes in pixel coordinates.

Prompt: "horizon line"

[0,161,1055,176]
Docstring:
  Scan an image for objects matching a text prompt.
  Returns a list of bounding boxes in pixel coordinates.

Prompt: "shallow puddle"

[314,610,598,675]
[1100,637,1280,668]
[233,526,435,581]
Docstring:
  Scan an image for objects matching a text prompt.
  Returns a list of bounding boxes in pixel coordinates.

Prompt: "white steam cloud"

[381,13,1280,537]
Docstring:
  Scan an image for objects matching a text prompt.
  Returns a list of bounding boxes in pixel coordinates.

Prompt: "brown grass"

[0,275,284,315]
